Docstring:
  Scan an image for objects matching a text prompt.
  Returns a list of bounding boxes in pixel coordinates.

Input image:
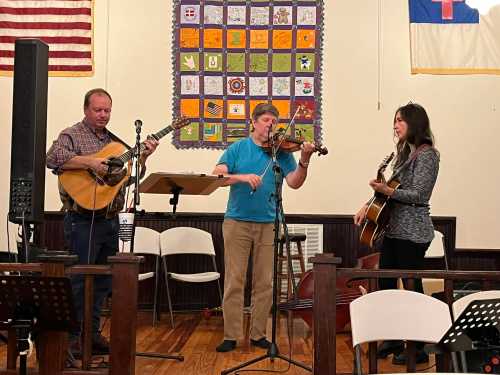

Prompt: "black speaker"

[9,39,49,224]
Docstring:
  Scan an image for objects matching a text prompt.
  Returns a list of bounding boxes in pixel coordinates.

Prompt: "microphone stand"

[128,119,184,362]
[221,128,311,375]
[129,119,142,253]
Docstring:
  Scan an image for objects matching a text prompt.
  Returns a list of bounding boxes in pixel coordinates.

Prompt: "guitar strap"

[390,144,431,181]
[389,144,432,208]
[107,130,132,150]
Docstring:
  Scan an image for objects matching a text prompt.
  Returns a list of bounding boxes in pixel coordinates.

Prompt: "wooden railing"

[311,253,500,375]
[0,253,141,375]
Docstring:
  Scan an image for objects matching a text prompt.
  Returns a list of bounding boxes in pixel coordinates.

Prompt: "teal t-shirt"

[218,137,297,223]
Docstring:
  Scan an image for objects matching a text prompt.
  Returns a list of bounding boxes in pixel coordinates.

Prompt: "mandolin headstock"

[172,116,191,130]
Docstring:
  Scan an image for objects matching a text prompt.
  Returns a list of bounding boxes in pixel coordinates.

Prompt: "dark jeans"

[64,211,118,340]
[378,236,430,293]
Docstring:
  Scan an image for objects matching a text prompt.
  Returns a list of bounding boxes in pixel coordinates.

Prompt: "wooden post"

[109,253,141,375]
[311,254,342,375]
[38,254,78,375]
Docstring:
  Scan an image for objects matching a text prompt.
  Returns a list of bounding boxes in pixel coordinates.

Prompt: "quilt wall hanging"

[173,0,324,149]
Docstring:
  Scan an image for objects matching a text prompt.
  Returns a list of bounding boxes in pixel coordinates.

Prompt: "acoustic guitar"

[59,117,190,211]
[359,153,400,248]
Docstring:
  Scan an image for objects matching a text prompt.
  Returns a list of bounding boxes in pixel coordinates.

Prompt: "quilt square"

[272,54,291,72]
[294,99,316,120]
[272,77,291,96]
[272,100,290,119]
[204,5,223,25]
[180,122,200,142]
[227,29,246,49]
[180,98,200,118]
[227,76,246,96]
[180,52,200,71]
[297,7,317,25]
[297,29,316,49]
[227,6,246,25]
[180,28,200,48]
[204,76,224,96]
[249,77,268,96]
[250,7,269,26]
[295,124,315,142]
[204,53,223,71]
[295,77,314,96]
[204,29,223,49]
[250,30,269,49]
[296,53,315,72]
[180,5,200,24]
[249,53,268,72]
[227,100,246,119]
[227,53,246,72]
[204,99,224,118]
[272,30,293,49]
[181,75,200,95]
[227,123,249,143]
[203,123,224,142]
[273,6,293,25]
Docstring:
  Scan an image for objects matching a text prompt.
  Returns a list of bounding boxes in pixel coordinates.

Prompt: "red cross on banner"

[432,0,464,20]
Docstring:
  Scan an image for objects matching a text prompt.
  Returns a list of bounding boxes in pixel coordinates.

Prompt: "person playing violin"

[213,103,315,352]
[353,102,439,365]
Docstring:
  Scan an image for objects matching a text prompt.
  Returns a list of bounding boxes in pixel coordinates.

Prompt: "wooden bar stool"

[277,233,306,302]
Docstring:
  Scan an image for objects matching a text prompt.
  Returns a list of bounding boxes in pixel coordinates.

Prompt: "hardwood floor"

[0,311,436,374]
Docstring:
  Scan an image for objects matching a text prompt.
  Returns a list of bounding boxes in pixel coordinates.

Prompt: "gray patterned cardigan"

[386,146,440,243]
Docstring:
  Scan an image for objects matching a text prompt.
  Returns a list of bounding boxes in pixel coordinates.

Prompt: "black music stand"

[0,274,76,375]
[435,298,500,372]
[139,172,229,215]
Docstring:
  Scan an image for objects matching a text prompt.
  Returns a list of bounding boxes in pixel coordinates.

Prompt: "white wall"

[0,0,499,250]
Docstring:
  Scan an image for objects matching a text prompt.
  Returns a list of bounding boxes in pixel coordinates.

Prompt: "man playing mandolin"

[46,88,158,359]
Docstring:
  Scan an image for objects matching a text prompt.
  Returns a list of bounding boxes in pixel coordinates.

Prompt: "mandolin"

[59,117,190,211]
[359,153,400,248]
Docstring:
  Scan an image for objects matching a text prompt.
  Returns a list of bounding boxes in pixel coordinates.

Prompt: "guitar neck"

[116,124,175,163]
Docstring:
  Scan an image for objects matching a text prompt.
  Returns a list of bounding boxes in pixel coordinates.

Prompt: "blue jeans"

[64,211,118,340]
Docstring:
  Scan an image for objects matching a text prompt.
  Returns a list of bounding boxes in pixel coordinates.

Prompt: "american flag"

[0,0,93,76]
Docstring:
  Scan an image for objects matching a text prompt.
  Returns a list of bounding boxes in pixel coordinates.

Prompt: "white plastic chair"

[350,289,454,374]
[452,290,500,372]
[423,230,448,296]
[122,226,162,325]
[160,227,222,327]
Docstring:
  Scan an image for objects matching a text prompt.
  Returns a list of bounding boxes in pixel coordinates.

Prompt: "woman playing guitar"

[353,102,440,365]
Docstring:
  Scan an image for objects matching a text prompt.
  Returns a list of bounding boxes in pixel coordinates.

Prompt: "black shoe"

[216,340,237,352]
[377,340,404,359]
[250,337,271,349]
[392,349,429,365]
[92,334,110,355]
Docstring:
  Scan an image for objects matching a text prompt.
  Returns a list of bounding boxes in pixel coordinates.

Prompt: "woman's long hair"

[393,103,435,168]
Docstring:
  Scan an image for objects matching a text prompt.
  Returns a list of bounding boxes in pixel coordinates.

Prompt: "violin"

[261,133,328,156]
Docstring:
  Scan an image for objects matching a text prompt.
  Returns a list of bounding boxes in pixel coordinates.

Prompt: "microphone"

[268,126,274,144]
[134,119,142,129]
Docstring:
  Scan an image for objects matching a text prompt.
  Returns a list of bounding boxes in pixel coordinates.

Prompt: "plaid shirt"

[46,120,126,217]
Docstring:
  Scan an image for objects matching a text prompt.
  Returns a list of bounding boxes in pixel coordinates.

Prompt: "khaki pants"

[222,219,275,341]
